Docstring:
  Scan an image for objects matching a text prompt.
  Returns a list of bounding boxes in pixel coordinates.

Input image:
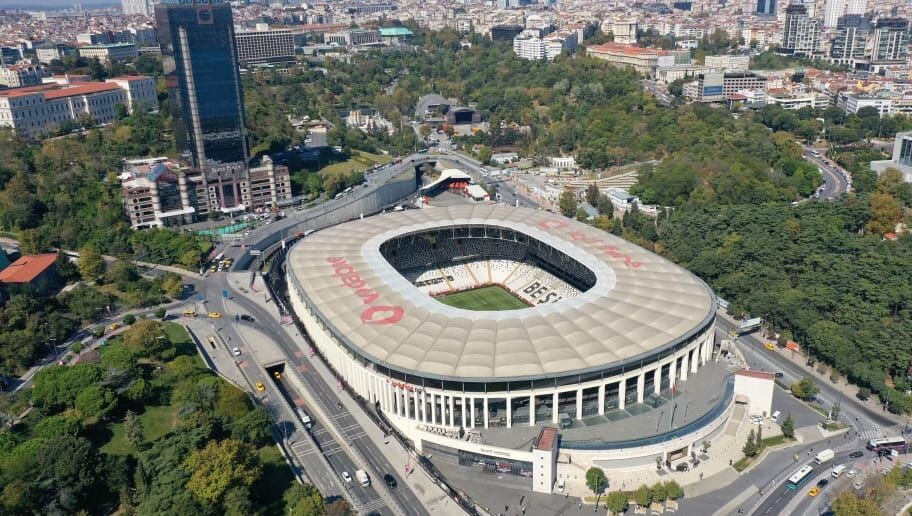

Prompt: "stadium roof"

[287,205,715,381]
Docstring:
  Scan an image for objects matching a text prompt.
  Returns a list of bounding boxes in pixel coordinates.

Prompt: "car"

[675,462,690,472]
[182,309,198,318]
[341,471,352,483]
[107,323,121,332]
[765,343,776,350]
[231,347,241,356]
[383,474,397,489]
[208,312,222,319]
[808,487,820,497]
[850,451,864,459]
[816,479,829,488]
[853,480,865,490]
[255,382,265,392]
[273,371,282,380]
[847,469,858,478]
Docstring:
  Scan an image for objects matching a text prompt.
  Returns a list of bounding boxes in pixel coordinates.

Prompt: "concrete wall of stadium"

[288,270,728,473]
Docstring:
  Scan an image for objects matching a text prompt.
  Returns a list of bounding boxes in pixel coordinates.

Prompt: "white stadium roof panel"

[287,205,715,381]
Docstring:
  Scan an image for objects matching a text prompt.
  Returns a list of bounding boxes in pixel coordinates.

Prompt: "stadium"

[286,204,729,484]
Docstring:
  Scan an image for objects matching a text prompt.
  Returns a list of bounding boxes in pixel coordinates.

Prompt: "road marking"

[297,364,309,373]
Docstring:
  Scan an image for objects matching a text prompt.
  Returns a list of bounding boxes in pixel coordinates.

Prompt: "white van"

[771,410,781,422]
[832,464,847,478]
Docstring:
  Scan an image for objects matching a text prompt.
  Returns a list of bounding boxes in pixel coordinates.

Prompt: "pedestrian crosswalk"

[361,497,387,513]
[856,424,905,441]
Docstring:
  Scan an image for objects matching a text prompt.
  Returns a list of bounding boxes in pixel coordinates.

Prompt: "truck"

[814,449,835,465]
[355,469,370,487]
[734,317,763,335]
[295,408,312,429]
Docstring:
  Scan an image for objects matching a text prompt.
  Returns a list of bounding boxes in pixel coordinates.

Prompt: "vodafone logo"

[327,257,404,325]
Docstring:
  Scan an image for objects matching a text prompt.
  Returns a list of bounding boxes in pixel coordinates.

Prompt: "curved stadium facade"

[287,205,728,484]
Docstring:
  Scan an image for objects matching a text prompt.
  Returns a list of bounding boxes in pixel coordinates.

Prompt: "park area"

[436,285,529,311]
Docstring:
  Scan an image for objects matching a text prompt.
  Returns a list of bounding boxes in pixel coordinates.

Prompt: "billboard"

[702,85,724,96]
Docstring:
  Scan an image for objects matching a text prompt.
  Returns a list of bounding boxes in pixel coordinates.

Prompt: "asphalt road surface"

[803,147,850,200]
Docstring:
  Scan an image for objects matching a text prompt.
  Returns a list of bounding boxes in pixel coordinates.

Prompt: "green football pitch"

[436,285,529,311]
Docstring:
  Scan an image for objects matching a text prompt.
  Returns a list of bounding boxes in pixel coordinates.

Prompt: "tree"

[183,439,262,505]
[585,467,607,495]
[121,320,168,358]
[663,480,684,499]
[586,183,600,206]
[558,190,577,218]
[866,191,900,236]
[596,194,613,217]
[284,483,325,516]
[75,385,116,419]
[123,314,137,325]
[124,410,145,449]
[781,413,795,439]
[155,307,167,319]
[576,206,590,222]
[667,78,686,97]
[634,484,653,507]
[831,490,880,516]
[477,146,493,165]
[78,244,106,281]
[419,125,432,139]
[162,273,184,298]
[604,491,629,515]
[743,429,758,457]
[790,377,819,400]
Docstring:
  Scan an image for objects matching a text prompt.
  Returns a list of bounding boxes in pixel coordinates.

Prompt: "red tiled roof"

[0,254,58,284]
[533,426,558,451]
[43,82,120,100]
[736,369,775,380]
[110,75,149,81]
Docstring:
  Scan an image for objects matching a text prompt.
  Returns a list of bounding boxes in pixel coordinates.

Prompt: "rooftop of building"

[586,42,669,57]
[533,427,558,451]
[78,42,136,49]
[0,254,58,284]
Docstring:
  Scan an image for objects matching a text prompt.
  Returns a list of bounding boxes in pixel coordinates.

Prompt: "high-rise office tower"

[871,17,909,61]
[823,0,845,28]
[756,0,775,15]
[782,4,821,56]
[155,0,248,172]
[122,0,151,16]
[830,14,871,63]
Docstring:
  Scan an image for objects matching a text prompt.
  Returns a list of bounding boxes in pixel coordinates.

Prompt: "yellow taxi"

[182,309,198,318]
[273,371,282,380]
[107,323,121,332]
[808,487,820,497]
[207,312,222,319]
[255,382,265,392]
[765,343,776,351]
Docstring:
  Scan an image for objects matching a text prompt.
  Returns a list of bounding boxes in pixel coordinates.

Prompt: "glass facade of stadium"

[287,271,716,431]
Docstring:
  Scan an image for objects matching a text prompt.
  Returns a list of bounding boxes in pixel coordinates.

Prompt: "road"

[200,274,427,516]
[802,146,850,200]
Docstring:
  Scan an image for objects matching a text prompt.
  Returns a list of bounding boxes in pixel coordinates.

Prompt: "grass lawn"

[100,404,179,456]
[320,150,391,177]
[436,285,529,311]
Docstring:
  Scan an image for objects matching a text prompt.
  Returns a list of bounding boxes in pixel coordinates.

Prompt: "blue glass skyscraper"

[156,0,248,170]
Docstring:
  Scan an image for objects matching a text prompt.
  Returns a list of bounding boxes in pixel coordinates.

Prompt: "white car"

[847,469,857,478]
[231,347,241,356]
[749,415,763,424]
[341,471,352,483]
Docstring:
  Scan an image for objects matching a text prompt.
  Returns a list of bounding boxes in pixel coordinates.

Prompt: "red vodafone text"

[327,257,405,325]
[536,219,643,269]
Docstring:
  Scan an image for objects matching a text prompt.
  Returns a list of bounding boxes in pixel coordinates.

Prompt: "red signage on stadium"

[327,257,404,325]
[537,218,643,269]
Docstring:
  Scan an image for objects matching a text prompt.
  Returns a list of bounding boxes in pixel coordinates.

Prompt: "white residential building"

[0,77,159,138]
[77,43,138,62]
[235,24,295,67]
[0,64,47,88]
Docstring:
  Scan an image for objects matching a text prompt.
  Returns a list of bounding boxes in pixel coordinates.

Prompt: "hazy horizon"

[2,0,121,10]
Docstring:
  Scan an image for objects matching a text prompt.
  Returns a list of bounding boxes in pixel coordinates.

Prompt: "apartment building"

[77,43,139,62]
[513,30,578,61]
[0,64,47,88]
[0,76,158,137]
[235,24,295,67]
[121,156,292,229]
[586,43,689,78]
[703,55,750,72]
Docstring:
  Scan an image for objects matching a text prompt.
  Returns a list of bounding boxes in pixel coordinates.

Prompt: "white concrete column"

[506,396,513,428]
[654,366,661,395]
[413,390,420,421]
[469,397,475,428]
[669,358,677,388]
[430,392,437,425]
[690,347,699,374]
[529,394,536,426]
[598,384,606,415]
[680,351,689,381]
[461,397,467,429]
[552,392,559,424]
[449,396,455,427]
[483,397,489,428]
[637,373,645,404]
[618,379,627,410]
[403,389,409,418]
[701,338,709,365]
[576,388,583,420]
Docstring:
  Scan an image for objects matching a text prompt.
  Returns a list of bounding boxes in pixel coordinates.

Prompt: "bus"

[786,465,815,490]
[866,437,907,453]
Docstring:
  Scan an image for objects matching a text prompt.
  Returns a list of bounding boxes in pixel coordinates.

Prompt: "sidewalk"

[717,310,905,425]
[233,273,462,516]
